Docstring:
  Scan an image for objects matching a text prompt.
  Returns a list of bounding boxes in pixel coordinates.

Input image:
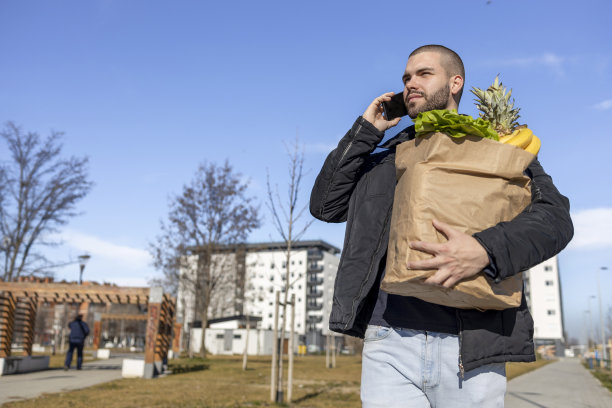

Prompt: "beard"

[406,83,451,119]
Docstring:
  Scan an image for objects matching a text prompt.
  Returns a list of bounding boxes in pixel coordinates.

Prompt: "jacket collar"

[379,125,416,149]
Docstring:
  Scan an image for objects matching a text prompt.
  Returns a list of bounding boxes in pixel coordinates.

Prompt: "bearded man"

[310,45,573,407]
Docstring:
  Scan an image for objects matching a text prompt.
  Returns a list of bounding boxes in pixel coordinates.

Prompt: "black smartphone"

[382,92,407,120]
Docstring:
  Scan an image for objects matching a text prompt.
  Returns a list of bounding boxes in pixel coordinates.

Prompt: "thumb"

[389,117,402,127]
[432,219,458,239]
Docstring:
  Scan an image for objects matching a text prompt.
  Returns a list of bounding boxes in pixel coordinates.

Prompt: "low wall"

[122,358,145,378]
[0,356,50,376]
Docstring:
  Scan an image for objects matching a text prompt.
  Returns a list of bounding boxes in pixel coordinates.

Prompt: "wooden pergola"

[0,282,179,378]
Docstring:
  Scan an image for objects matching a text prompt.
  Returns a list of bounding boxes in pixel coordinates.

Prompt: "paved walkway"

[0,357,123,406]
[506,357,612,407]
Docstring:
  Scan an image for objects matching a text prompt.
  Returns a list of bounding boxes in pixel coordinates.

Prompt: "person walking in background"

[64,314,89,370]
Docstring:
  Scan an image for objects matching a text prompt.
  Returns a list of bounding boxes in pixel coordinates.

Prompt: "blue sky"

[1,0,611,344]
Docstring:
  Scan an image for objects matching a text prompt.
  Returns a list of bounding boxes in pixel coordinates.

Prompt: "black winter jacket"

[310,117,574,372]
[68,319,90,343]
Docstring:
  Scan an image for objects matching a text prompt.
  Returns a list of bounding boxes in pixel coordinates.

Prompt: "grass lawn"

[31,347,100,369]
[3,354,550,408]
[582,361,612,393]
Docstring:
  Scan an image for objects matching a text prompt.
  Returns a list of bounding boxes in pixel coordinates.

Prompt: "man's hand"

[363,92,402,132]
[407,219,490,288]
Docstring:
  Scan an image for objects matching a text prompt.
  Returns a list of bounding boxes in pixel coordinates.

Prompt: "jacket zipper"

[338,125,361,164]
[318,124,361,219]
[456,309,465,378]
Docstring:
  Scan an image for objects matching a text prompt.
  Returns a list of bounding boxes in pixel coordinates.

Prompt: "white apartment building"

[523,255,565,354]
[176,240,340,350]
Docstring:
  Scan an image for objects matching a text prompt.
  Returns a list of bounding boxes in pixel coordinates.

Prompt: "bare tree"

[150,161,259,358]
[0,122,92,281]
[266,136,313,403]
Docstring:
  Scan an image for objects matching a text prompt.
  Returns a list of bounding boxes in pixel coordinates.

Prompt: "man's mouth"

[407,92,425,102]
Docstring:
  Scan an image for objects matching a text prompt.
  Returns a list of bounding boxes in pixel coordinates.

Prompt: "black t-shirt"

[369,257,459,334]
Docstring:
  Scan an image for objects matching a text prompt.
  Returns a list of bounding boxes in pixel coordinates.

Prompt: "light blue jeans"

[361,325,506,407]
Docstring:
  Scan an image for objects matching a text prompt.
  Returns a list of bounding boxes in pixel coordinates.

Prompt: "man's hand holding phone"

[363,92,403,132]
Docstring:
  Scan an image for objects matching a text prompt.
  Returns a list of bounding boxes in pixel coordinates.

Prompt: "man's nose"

[404,80,418,91]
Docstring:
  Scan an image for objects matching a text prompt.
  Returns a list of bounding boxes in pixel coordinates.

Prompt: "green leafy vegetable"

[414,109,499,141]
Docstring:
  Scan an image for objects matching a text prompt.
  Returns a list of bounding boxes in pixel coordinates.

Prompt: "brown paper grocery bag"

[381,132,534,310]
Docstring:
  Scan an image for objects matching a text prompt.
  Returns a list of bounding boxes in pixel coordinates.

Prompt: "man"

[310,45,573,407]
[64,314,90,370]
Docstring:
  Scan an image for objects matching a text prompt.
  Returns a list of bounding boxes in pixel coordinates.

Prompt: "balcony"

[307,250,323,261]
[307,277,324,286]
[307,302,323,311]
[308,264,323,273]
[307,290,323,298]
[307,315,323,323]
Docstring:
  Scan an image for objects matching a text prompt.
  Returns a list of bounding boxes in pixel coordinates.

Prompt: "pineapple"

[471,76,541,155]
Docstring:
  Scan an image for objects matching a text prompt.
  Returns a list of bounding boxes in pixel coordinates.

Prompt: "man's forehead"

[405,51,442,71]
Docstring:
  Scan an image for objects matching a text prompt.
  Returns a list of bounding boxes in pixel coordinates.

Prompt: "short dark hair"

[409,45,465,100]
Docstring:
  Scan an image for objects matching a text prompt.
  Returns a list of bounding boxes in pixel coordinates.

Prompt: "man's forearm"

[473,158,573,280]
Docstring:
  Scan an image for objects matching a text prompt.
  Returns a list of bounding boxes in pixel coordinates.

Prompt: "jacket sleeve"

[310,116,385,223]
[473,158,574,281]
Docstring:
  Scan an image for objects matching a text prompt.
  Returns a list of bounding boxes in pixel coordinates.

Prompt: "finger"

[441,276,461,288]
[373,92,396,106]
[409,240,443,255]
[407,256,445,270]
[424,269,452,286]
[388,117,402,127]
[378,91,396,100]
[432,219,458,239]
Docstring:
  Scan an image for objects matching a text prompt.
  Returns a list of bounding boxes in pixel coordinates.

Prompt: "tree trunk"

[288,293,295,402]
[242,315,250,371]
[270,291,280,402]
[276,247,292,403]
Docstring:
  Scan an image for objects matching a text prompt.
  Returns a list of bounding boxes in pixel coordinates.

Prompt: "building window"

[268,313,273,318]
[299,260,303,265]
[271,263,275,269]
[545,280,554,286]
[216,334,224,339]
[547,310,556,315]
[545,266,553,271]
[233,334,241,339]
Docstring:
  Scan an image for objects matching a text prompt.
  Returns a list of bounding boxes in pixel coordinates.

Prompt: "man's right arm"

[310,93,400,223]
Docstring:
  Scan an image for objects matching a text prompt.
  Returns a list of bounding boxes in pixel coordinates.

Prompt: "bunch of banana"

[471,76,541,156]
[498,126,541,155]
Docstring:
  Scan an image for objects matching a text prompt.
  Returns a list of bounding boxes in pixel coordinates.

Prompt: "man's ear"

[450,75,464,96]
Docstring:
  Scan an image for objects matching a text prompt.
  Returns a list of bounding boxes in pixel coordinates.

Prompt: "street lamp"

[598,266,608,366]
[78,254,91,285]
[588,295,596,347]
